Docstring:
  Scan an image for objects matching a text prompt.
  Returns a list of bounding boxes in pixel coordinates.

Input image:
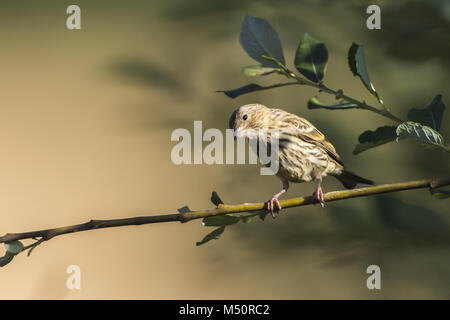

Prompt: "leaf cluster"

[219,15,449,155]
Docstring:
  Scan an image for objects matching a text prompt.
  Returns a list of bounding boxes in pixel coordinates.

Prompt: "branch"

[297,76,404,123]
[1,177,448,245]
[262,55,404,124]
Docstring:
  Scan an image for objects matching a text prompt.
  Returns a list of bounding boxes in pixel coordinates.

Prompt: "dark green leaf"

[202,214,240,227]
[242,65,280,76]
[258,211,268,221]
[294,33,328,83]
[0,252,14,267]
[217,82,297,99]
[407,94,445,131]
[430,188,450,200]
[353,126,397,154]
[307,96,358,110]
[210,191,224,206]
[396,121,445,147]
[348,43,384,106]
[196,226,226,246]
[5,240,24,254]
[217,84,263,98]
[177,206,191,214]
[239,15,285,68]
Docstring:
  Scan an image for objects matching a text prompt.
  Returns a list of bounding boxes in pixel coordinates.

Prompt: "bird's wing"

[285,115,344,167]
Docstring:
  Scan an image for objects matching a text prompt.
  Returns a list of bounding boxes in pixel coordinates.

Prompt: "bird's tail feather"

[334,170,374,189]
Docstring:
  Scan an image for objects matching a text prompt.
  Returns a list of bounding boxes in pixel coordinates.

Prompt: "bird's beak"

[233,127,242,139]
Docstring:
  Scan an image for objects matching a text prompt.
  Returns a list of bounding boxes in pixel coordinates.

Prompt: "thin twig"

[262,55,404,123]
[1,177,448,245]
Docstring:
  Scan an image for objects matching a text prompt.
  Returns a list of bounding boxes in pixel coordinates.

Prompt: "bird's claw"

[313,187,325,208]
[267,197,282,218]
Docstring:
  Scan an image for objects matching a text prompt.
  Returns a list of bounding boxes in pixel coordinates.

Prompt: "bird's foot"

[313,186,325,208]
[267,196,282,218]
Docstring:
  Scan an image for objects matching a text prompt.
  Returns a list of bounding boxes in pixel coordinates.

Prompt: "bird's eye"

[243,114,248,121]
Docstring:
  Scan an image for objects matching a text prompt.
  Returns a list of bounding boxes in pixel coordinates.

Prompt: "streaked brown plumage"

[229,103,374,217]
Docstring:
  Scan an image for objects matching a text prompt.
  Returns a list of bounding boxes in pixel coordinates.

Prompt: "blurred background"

[0,0,449,299]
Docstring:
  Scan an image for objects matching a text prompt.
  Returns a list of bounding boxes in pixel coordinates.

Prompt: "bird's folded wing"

[288,117,344,167]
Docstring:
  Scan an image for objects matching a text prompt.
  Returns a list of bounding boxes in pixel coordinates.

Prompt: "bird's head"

[229,104,268,138]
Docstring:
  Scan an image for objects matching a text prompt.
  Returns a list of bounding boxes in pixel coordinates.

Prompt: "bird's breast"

[276,135,329,182]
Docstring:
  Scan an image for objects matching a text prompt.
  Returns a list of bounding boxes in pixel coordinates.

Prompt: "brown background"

[1,0,449,299]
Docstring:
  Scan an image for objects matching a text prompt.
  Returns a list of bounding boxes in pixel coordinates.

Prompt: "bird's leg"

[267,178,289,218]
[313,177,325,208]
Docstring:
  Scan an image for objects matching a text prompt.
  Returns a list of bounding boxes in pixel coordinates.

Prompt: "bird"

[228,103,374,217]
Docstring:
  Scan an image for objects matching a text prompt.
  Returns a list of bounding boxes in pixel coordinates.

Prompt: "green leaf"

[407,94,445,131]
[202,214,240,227]
[354,121,449,154]
[239,15,285,68]
[0,252,15,267]
[294,33,328,83]
[396,121,445,147]
[217,83,263,98]
[307,96,358,110]
[348,43,384,106]
[242,65,280,76]
[5,240,24,254]
[177,206,191,214]
[217,82,297,99]
[258,211,269,221]
[353,126,397,154]
[196,226,226,246]
[430,188,450,200]
[210,191,224,206]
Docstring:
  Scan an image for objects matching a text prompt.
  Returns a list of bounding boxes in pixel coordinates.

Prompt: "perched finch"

[229,104,374,217]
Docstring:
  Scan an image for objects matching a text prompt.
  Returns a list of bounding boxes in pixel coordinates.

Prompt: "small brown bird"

[229,104,374,217]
